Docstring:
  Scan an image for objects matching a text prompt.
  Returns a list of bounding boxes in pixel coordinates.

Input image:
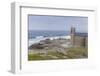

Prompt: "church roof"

[75,33,88,37]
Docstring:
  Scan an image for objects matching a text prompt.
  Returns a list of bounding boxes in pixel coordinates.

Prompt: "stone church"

[70,27,88,47]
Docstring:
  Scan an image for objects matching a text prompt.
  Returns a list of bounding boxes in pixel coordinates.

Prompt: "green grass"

[47,51,67,59]
[28,47,88,61]
[66,47,88,59]
[28,54,54,60]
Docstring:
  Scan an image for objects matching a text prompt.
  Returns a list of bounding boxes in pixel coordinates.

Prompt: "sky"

[28,15,88,33]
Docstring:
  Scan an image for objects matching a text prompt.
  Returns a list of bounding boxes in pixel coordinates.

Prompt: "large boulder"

[29,43,45,49]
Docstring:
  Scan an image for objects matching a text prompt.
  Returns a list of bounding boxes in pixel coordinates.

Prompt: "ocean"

[28,30,70,47]
[28,30,70,39]
[28,30,87,47]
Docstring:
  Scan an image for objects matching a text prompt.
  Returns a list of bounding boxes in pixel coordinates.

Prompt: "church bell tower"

[70,27,75,46]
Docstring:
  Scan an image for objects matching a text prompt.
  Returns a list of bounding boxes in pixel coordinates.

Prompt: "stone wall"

[72,36,87,47]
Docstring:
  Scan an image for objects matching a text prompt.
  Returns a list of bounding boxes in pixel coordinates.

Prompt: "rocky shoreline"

[28,35,87,60]
[28,38,71,54]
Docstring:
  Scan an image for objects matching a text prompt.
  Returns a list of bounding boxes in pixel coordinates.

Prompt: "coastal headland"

[28,36,87,60]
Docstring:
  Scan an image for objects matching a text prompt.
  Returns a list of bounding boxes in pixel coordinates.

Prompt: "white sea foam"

[28,35,71,47]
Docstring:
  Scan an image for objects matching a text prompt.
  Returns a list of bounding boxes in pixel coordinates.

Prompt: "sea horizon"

[28,30,70,39]
[28,30,87,39]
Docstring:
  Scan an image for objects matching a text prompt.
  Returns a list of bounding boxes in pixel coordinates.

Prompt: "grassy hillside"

[28,47,88,61]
